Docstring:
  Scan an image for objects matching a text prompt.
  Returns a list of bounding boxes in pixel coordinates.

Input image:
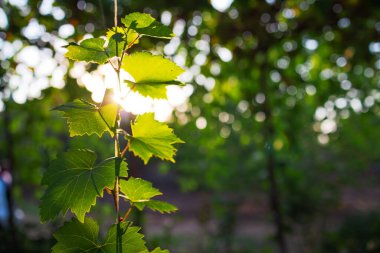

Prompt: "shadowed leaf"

[52,218,146,253]
[40,150,127,222]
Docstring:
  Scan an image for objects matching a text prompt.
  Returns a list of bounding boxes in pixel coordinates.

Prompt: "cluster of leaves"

[39,12,184,252]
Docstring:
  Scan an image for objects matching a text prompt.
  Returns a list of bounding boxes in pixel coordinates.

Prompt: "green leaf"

[120,177,162,203]
[106,27,125,42]
[52,218,99,253]
[52,218,147,253]
[121,12,174,39]
[65,31,139,63]
[134,200,178,214]
[122,52,184,99]
[140,247,170,253]
[124,80,183,100]
[106,27,140,49]
[40,150,128,222]
[102,222,146,253]
[65,38,109,64]
[120,178,177,214]
[54,100,118,137]
[107,35,126,58]
[127,113,184,164]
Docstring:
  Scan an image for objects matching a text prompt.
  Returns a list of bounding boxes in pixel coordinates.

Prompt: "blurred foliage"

[1,0,380,252]
[320,212,380,253]
[166,0,380,251]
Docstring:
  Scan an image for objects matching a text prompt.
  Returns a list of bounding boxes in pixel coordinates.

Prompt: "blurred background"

[1,0,380,252]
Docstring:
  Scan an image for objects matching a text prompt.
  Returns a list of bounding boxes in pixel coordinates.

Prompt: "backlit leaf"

[121,12,174,39]
[121,52,184,99]
[140,248,170,253]
[127,113,184,164]
[107,35,126,58]
[54,100,118,137]
[120,177,161,203]
[40,149,128,222]
[65,38,108,64]
[134,200,178,214]
[106,27,140,57]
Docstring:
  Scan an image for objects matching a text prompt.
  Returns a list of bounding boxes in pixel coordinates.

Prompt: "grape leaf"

[54,100,117,137]
[107,35,126,58]
[121,52,184,99]
[106,27,140,51]
[40,149,128,222]
[140,248,170,253]
[134,200,178,214]
[127,113,184,164]
[124,80,183,100]
[106,27,126,42]
[65,38,109,64]
[52,218,147,253]
[121,12,174,39]
[102,222,145,253]
[120,177,162,203]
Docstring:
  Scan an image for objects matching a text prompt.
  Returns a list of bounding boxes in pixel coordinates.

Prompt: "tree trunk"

[259,64,288,253]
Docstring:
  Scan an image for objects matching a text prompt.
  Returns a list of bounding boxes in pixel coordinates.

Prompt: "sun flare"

[73,62,190,122]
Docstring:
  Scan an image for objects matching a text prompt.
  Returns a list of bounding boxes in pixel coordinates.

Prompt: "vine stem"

[114,0,118,27]
[112,0,122,225]
[120,143,129,157]
[112,0,134,230]
[122,205,133,221]
[114,131,121,222]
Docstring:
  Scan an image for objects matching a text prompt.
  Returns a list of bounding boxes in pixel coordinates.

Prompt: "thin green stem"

[112,0,122,226]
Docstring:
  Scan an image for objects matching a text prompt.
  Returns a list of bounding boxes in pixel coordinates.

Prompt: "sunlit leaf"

[52,218,146,253]
[106,27,140,57]
[65,38,108,64]
[121,12,174,39]
[140,247,170,253]
[121,52,184,99]
[134,200,178,214]
[40,150,127,222]
[54,100,118,137]
[120,177,162,203]
[127,113,184,164]
[106,27,140,45]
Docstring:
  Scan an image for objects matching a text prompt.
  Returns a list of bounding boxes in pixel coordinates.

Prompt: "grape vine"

[40,2,184,252]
